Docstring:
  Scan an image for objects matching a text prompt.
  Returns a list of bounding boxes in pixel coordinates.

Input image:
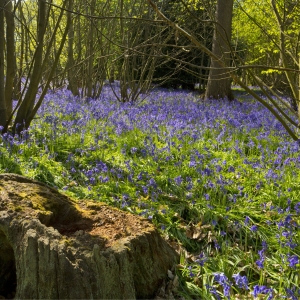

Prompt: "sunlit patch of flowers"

[0,85,299,299]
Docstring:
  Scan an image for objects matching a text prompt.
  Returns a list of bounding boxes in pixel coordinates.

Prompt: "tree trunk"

[13,0,48,132]
[205,0,234,100]
[4,0,15,120]
[0,0,6,127]
[86,0,96,98]
[0,173,178,299]
[66,0,79,96]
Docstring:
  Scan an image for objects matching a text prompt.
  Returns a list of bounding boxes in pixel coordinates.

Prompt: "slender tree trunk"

[14,3,25,100]
[4,0,15,120]
[66,0,79,96]
[86,0,96,98]
[0,0,6,127]
[205,0,234,100]
[13,0,48,132]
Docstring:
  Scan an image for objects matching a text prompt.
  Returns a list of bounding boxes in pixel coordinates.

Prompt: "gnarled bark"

[0,173,178,299]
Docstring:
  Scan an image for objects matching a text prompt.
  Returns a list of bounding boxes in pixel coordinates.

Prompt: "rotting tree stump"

[0,173,178,299]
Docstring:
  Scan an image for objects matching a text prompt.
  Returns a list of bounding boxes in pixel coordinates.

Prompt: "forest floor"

[0,86,299,299]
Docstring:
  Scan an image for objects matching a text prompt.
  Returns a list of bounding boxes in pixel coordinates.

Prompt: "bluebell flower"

[255,258,264,269]
[214,240,221,250]
[252,285,273,299]
[189,160,197,167]
[250,225,258,232]
[228,165,235,172]
[213,273,232,299]
[244,216,250,225]
[187,266,195,277]
[285,287,300,300]
[130,147,138,154]
[256,241,267,269]
[232,273,249,290]
[174,175,183,185]
[142,185,148,194]
[287,254,299,268]
[196,252,208,267]
[148,178,157,188]
[205,284,221,300]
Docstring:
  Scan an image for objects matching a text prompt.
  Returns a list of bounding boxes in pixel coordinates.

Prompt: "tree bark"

[13,0,48,132]
[66,0,79,96]
[0,173,178,299]
[205,0,234,100]
[4,0,15,120]
[0,0,6,127]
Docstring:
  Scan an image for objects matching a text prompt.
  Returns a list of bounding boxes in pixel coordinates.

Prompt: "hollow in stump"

[0,173,178,299]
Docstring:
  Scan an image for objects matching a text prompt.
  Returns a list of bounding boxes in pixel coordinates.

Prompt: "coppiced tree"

[0,0,72,133]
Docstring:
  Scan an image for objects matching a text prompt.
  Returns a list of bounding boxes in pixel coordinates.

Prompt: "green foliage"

[232,0,300,89]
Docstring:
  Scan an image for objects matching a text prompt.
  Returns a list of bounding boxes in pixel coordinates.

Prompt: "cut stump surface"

[0,173,178,299]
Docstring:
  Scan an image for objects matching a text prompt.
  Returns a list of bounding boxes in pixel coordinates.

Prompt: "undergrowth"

[0,87,299,299]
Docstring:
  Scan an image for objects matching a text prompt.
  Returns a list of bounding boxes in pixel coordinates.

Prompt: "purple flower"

[214,240,221,250]
[285,287,300,300]
[206,284,221,300]
[196,252,208,267]
[211,220,217,226]
[250,225,258,232]
[174,175,183,185]
[142,185,148,194]
[244,216,250,225]
[252,285,273,299]
[228,165,235,172]
[288,255,299,268]
[148,178,157,188]
[232,273,249,290]
[189,160,197,167]
[188,266,195,277]
[213,273,232,299]
[130,147,138,154]
[255,258,264,269]
[204,193,210,200]
[256,241,267,269]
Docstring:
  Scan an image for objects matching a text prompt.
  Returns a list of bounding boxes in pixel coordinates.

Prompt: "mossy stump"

[0,173,178,299]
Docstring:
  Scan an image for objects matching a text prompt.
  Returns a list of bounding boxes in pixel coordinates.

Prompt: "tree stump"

[0,173,178,299]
